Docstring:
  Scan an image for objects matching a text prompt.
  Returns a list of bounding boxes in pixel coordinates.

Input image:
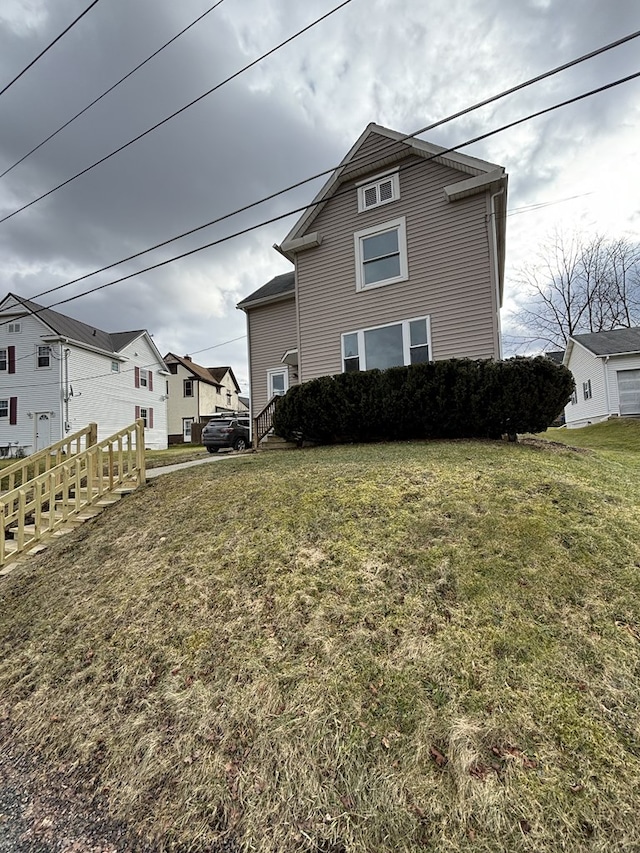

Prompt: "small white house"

[0,293,169,452]
[563,328,640,428]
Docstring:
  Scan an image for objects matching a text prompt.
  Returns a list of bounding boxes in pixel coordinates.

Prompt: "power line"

[0,0,103,99]
[0,0,227,181]
[20,28,640,307]
[3,65,638,334]
[0,0,356,225]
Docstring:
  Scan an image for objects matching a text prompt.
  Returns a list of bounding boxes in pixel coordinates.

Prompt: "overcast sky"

[1,0,639,392]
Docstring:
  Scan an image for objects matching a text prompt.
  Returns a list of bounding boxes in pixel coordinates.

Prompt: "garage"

[617,369,640,416]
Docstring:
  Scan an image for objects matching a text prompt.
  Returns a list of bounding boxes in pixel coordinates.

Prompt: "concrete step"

[258,434,298,451]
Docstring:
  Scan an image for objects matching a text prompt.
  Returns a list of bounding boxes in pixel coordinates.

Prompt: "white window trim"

[140,407,148,427]
[0,348,6,372]
[341,315,431,372]
[8,322,21,334]
[357,170,400,213]
[111,360,120,373]
[36,345,52,369]
[267,367,289,398]
[354,216,408,292]
[0,400,8,418]
[140,368,149,388]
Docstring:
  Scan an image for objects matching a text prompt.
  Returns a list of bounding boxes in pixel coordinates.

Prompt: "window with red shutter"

[135,405,140,421]
[148,407,154,429]
[9,397,17,425]
[135,366,140,388]
[148,371,153,391]
[8,346,15,374]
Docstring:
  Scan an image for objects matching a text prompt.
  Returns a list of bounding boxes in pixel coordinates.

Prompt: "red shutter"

[9,397,17,425]
[148,407,154,429]
[148,370,153,391]
[8,346,15,374]
[134,366,140,388]
[135,405,140,421]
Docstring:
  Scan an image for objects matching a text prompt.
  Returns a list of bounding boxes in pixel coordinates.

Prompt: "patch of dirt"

[518,437,591,454]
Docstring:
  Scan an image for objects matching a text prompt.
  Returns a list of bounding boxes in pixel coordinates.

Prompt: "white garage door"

[617,369,640,415]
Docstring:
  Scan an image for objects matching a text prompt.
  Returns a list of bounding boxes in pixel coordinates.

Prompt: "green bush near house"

[273,356,574,444]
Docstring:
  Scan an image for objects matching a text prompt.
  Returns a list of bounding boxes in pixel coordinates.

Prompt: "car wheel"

[233,437,248,452]
[207,447,219,453]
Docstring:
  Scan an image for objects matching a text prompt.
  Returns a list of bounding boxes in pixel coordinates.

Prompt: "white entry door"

[35,412,52,450]
[183,418,194,442]
[618,369,640,416]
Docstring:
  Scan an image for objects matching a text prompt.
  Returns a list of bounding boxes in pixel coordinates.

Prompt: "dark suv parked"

[201,417,250,453]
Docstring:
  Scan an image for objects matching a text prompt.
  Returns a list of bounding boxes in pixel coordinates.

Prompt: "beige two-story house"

[164,353,242,443]
[237,123,508,425]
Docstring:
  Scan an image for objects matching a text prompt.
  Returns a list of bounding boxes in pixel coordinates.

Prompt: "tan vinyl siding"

[247,297,298,415]
[297,154,498,381]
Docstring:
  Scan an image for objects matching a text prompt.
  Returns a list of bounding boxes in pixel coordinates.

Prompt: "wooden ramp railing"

[0,420,145,567]
[0,423,98,495]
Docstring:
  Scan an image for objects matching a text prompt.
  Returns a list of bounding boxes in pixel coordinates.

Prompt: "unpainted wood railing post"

[136,418,146,485]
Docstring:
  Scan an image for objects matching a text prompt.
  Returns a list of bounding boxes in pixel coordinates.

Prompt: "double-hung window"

[354,217,408,291]
[0,400,7,418]
[583,379,592,401]
[0,349,6,372]
[342,317,430,372]
[184,378,193,397]
[37,345,51,368]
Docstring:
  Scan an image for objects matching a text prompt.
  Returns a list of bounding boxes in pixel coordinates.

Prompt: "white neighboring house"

[563,328,640,428]
[164,353,243,443]
[0,293,169,452]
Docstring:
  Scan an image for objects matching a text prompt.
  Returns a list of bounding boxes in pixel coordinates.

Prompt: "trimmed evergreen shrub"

[271,357,574,444]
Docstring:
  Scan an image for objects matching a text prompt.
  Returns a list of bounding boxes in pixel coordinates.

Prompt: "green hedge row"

[271,357,574,444]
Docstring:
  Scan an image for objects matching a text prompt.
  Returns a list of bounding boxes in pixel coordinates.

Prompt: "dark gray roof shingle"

[4,293,145,353]
[572,328,640,356]
[237,271,295,309]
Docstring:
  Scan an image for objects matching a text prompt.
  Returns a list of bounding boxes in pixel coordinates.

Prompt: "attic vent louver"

[358,172,399,212]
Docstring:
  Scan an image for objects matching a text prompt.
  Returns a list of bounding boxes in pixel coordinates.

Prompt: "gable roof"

[0,293,152,356]
[568,328,640,358]
[277,123,507,252]
[237,271,295,311]
[164,355,242,393]
[545,350,565,364]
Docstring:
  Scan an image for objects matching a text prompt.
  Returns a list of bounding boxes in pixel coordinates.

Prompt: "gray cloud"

[1,0,638,382]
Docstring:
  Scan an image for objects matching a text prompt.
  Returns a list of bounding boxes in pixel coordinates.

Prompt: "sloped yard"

[1,434,640,852]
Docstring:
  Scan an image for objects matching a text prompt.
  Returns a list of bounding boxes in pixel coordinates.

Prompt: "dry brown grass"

[1,440,640,852]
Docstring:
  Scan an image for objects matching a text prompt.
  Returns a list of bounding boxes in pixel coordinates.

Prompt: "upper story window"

[0,349,6,371]
[583,379,592,401]
[37,345,51,368]
[7,322,21,334]
[354,217,408,291]
[357,171,399,213]
[342,316,430,372]
[134,366,153,390]
[140,369,149,388]
[184,378,193,397]
[111,361,120,373]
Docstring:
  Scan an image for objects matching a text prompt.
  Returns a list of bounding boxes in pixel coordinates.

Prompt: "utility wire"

[0,0,102,99]
[3,65,638,335]
[20,28,640,307]
[0,0,227,181]
[0,0,356,225]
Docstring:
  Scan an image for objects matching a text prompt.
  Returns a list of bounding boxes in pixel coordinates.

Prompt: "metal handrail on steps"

[0,419,145,567]
[252,396,279,449]
[0,423,98,495]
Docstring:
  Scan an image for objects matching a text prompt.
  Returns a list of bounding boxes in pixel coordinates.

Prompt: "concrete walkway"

[146,451,249,478]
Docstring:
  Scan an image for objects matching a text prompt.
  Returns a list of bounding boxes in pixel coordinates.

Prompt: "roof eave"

[237,290,295,312]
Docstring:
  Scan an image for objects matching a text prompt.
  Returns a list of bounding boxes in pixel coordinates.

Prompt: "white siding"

[564,342,608,428]
[606,354,640,415]
[0,313,63,453]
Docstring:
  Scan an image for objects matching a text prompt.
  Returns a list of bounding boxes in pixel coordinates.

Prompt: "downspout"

[603,355,611,415]
[63,347,71,433]
[489,187,505,360]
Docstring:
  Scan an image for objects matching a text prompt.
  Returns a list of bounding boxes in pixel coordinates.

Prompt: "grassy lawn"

[539,417,640,454]
[1,437,640,851]
[145,442,210,468]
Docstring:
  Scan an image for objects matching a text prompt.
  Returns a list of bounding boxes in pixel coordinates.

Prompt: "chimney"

[184,355,192,361]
